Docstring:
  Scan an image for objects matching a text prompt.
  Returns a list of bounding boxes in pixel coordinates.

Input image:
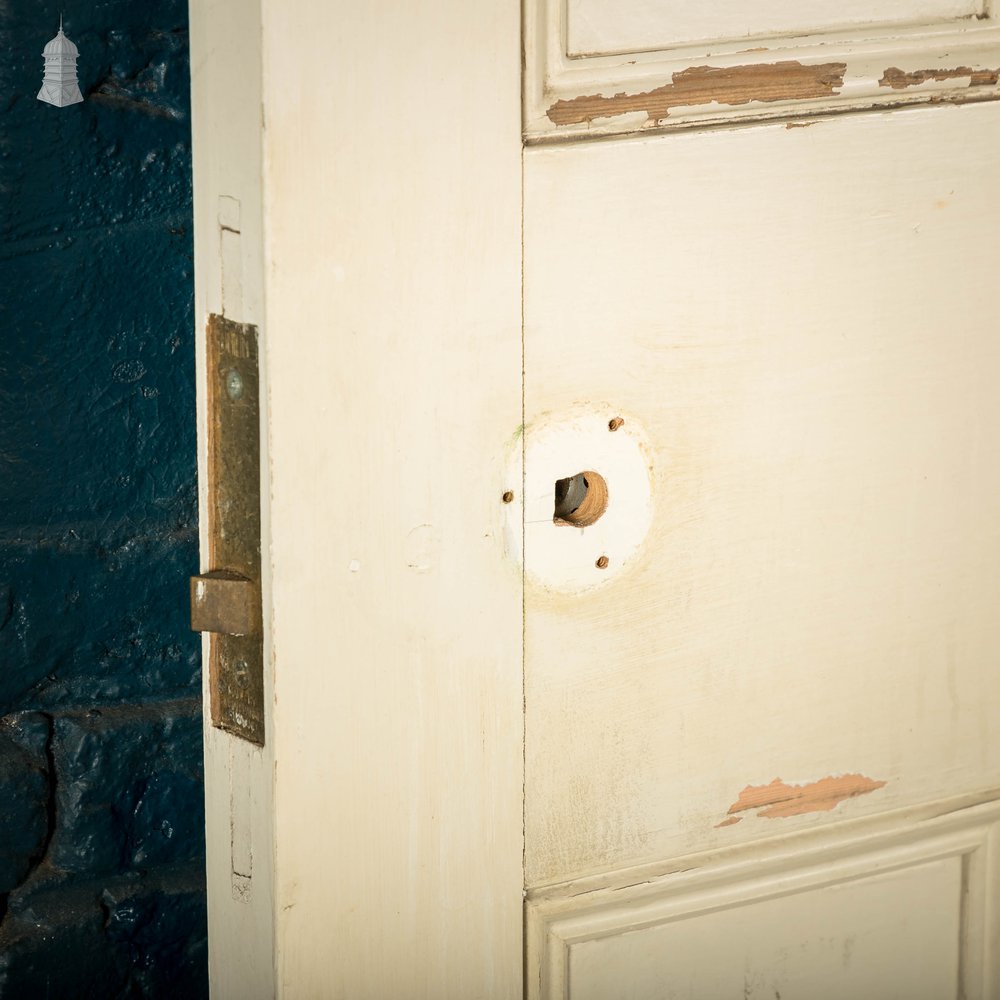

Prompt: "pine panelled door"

[191,0,1000,996]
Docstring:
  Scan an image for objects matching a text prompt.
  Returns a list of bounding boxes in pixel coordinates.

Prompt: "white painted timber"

[526,798,1000,1000]
[526,0,1000,140]
[567,0,982,57]
[524,102,1000,890]
[193,0,521,995]
[193,2,1000,995]
[189,0,276,996]
[513,406,654,592]
[259,0,523,998]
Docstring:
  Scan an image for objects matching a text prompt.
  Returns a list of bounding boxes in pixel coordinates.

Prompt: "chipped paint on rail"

[879,66,1000,89]
[717,774,887,827]
[546,61,847,127]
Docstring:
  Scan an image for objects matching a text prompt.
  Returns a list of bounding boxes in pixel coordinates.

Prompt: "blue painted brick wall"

[0,1,206,995]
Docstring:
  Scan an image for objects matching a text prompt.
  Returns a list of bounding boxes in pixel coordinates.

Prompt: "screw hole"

[502,491,514,504]
[225,368,244,401]
[596,555,609,569]
[608,417,624,432]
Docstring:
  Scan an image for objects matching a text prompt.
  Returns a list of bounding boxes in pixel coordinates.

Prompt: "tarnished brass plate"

[202,314,264,745]
[190,571,259,637]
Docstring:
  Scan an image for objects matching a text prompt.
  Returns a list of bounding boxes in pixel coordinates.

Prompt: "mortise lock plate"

[190,314,264,746]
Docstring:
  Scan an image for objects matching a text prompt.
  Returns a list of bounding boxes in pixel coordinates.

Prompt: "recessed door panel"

[523,98,1000,955]
[566,0,980,56]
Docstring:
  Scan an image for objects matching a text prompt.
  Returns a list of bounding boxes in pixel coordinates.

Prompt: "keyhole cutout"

[553,470,608,527]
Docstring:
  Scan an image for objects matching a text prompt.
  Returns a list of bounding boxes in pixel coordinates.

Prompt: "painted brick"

[0,5,192,243]
[0,214,196,532]
[0,0,205,990]
[0,538,199,715]
[0,864,207,999]
[48,701,204,876]
[0,714,50,896]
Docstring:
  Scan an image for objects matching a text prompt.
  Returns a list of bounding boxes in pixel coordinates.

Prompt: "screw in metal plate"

[608,417,624,432]
[596,555,610,569]
[233,659,250,688]
[225,368,244,401]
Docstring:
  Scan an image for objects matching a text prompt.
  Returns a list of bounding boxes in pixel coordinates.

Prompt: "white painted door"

[518,4,1000,998]
[190,1,1000,996]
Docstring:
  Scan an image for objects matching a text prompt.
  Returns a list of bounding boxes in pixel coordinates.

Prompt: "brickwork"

[0,2,205,995]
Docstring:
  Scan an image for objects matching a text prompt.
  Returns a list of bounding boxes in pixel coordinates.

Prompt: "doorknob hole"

[553,470,608,527]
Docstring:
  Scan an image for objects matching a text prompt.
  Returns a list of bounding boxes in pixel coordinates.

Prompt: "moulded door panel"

[566,0,980,55]
[522,102,1000,997]
[194,0,1000,994]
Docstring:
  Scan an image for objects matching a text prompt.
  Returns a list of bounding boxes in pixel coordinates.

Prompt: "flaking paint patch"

[879,66,1000,89]
[717,774,886,826]
[546,61,847,126]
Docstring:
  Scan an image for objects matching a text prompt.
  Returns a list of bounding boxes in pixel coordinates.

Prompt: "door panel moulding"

[527,793,1000,1000]
[525,0,1000,141]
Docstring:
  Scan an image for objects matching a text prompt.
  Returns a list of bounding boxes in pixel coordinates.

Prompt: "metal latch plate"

[196,313,264,745]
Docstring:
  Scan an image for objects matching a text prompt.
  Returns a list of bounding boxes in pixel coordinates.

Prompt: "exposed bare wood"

[526,0,1000,140]
[880,65,1000,87]
[722,775,888,822]
[546,61,847,126]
